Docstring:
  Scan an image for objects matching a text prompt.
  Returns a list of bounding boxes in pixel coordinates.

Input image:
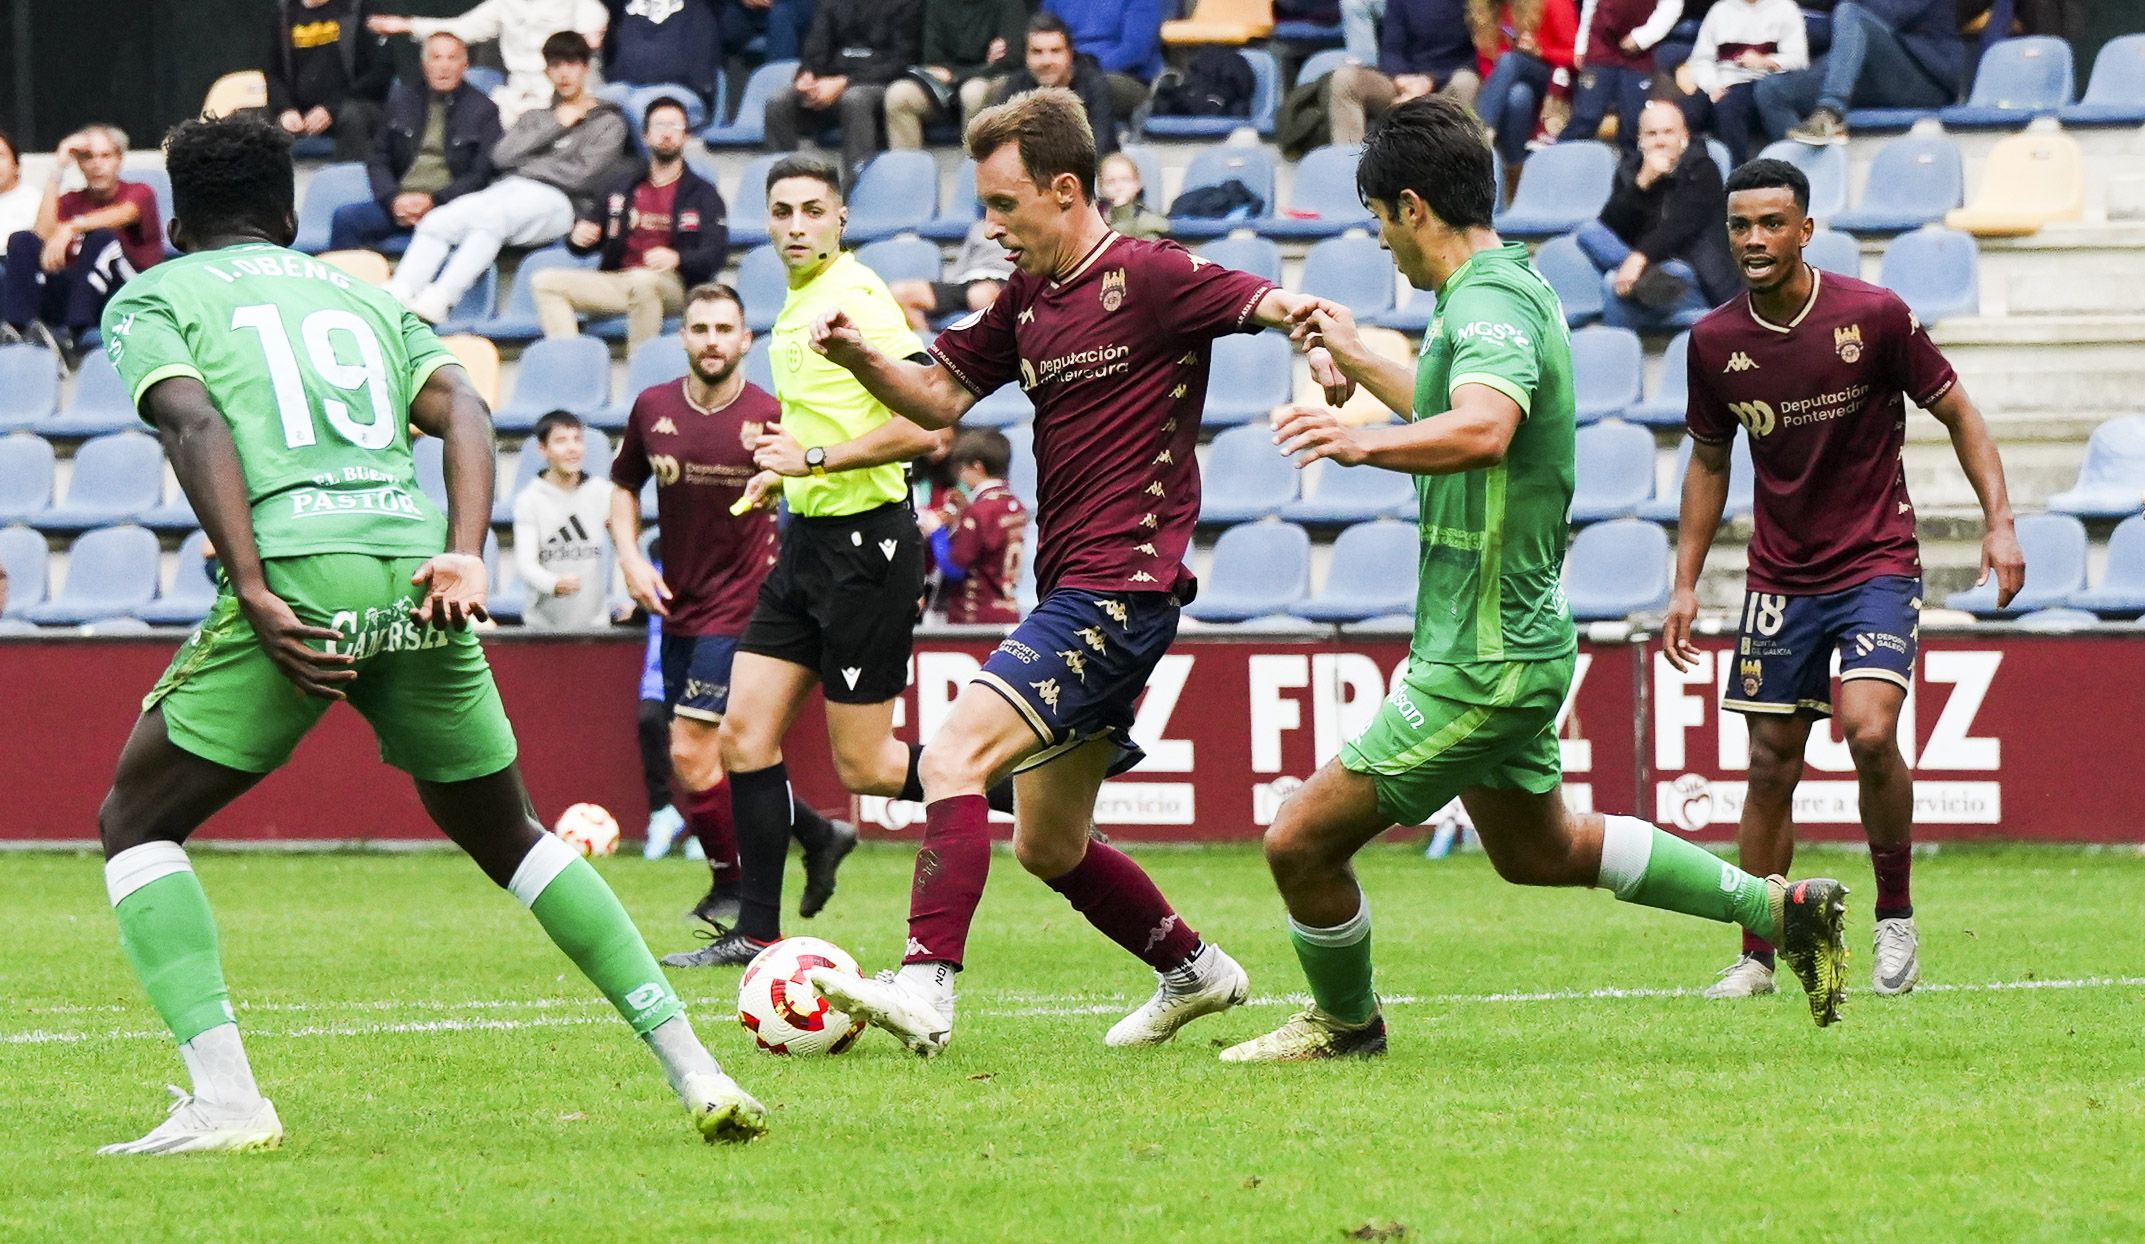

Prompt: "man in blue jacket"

[1756,0,1962,145]
[1043,0,1165,121]
[329,32,502,253]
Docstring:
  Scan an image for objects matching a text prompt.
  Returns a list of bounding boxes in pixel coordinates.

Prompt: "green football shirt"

[1407,241,1577,664]
[768,251,923,518]
[100,243,454,559]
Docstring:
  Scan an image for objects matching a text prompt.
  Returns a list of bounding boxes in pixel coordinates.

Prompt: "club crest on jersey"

[739,420,763,449]
[1739,657,1763,697]
[1834,323,1863,363]
[1099,267,1127,313]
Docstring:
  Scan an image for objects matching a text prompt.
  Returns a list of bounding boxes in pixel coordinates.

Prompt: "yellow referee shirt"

[769,251,924,517]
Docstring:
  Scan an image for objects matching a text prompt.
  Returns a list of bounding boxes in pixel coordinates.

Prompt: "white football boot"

[98,1087,282,1156]
[1702,953,1778,999]
[641,804,687,859]
[681,1070,768,1143]
[807,966,954,1058]
[1105,943,1250,1047]
[1871,916,1921,995]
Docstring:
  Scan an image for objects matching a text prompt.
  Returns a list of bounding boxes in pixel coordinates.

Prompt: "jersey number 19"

[230,303,398,452]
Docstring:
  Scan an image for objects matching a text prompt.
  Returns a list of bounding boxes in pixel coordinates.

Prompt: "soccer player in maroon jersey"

[1663,159,2026,1001]
[928,428,1029,625]
[800,87,1354,1055]
[607,282,848,944]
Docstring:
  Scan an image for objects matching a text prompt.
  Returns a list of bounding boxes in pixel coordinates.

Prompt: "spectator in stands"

[888,219,1012,332]
[1329,0,1481,146]
[1341,0,1385,63]
[370,0,609,122]
[607,0,724,104]
[883,0,1026,151]
[1,127,161,360]
[0,131,40,243]
[1042,0,1165,121]
[330,33,503,253]
[1679,0,1806,164]
[924,428,1028,625]
[764,0,923,180]
[386,33,629,323]
[722,0,816,64]
[1556,0,1684,148]
[1098,151,1167,239]
[1472,0,1581,174]
[1573,99,1735,329]
[1757,0,1961,145]
[513,410,616,630]
[267,0,394,161]
[978,14,1119,156]
[535,97,729,347]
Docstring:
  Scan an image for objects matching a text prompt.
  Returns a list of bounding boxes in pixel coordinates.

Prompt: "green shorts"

[144,554,518,783]
[1336,654,1576,827]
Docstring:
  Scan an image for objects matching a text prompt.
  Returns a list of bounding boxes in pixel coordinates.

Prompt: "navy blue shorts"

[1723,575,1921,718]
[660,632,741,723]
[973,588,1180,775]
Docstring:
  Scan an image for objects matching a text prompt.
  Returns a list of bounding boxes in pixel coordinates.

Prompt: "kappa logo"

[652,417,678,435]
[1724,352,1758,373]
[1130,570,1158,582]
[1141,914,1179,955]
[1030,678,1062,712]
[1153,449,1173,465]
[841,667,863,689]
[1057,650,1090,682]
[1145,481,1165,497]
[1076,626,1108,654]
[1899,501,1912,514]
[1728,399,1777,438]
[1100,267,1127,313]
[1018,306,1036,326]
[1092,598,1129,625]
[1134,542,1158,557]
[1187,253,1211,270]
[878,538,898,561]
[1136,512,1158,529]
[1834,323,1864,364]
[1170,383,1187,399]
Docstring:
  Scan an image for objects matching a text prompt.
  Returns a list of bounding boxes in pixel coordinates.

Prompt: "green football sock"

[106,842,237,1044]
[1596,814,1778,941]
[511,836,683,1037]
[1287,897,1378,1026]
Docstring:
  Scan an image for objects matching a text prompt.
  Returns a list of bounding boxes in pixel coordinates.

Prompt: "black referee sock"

[729,763,793,942]
[901,743,1015,814]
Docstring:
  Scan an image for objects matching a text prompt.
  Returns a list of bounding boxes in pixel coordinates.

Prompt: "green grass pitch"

[4,843,2140,1242]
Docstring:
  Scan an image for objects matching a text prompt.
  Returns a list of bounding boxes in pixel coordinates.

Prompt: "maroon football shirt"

[929,231,1276,596]
[1685,269,1956,595]
[611,378,781,635]
[943,479,1028,624]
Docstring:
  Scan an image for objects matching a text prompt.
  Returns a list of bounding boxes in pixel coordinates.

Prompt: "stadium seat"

[1119,145,1166,211]
[0,344,60,432]
[1292,519,1417,622]
[613,82,709,133]
[1202,332,1293,427]
[1569,420,1656,522]
[416,263,500,338]
[601,334,689,425]
[1570,326,1642,424]
[1374,283,1434,333]
[1531,234,1603,328]
[136,530,220,626]
[1940,36,2074,127]
[1300,234,1395,319]
[1494,141,1616,237]
[1627,330,1689,427]
[966,383,1033,430]
[1944,512,2087,616]
[463,246,587,339]
[0,525,46,617]
[742,337,774,393]
[439,333,501,408]
[20,524,160,625]
[845,151,937,242]
[136,474,200,533]
[1295,49,1353,90]
[1704,138,1733,182]
[2048,415,2145,517]
[1184,521,1310,622]
[1640,434,1755,521]
[1146,49,1281,138]
[1562,518,1671,621]
[920,158,981,242]
[702,60,796,147]
[1005,424,1037,509]
[493,336,612,433]
[492,431,615,524]
[1833,134,1964,234]
[314,248,393,285]
[0,434,54,524]
[1803,227,1862,279]
[2013,606,2099,629]
[483,531,526,624]
[41,352,139,438]
[1168,146,1278,239]
[2059,34,2145,124]
[1199,424,1299,523]
[725,153,782,249]
[409,435,447,511]
[292,162,372,254]
[1280,461,1414,524]
[126,167,177,258]
[1757,140,1848,220]
[202,69,268,119]
[1197,235,1282,284]
[2069,515,2145,615]
[1260,144,1372,238]
[1944,127,2085,236]
[38,432,161,532]
[1879,227,1978,323]
[737,245,786,334]
[857,235,942,286]
[1161,0,1275,45]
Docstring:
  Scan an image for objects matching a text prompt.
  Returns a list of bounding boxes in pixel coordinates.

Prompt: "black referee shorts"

[739,501,925,704]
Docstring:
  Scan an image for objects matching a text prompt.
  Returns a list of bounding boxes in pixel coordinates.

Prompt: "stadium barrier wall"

[0,630,2131,843]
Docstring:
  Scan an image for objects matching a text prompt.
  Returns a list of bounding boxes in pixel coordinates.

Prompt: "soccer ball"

[737,937,867,1056]
[553,803,620,857]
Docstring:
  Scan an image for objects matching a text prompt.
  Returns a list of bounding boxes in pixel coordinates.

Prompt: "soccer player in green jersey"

[89,117,765,1153]
[1221,98,1853,1063]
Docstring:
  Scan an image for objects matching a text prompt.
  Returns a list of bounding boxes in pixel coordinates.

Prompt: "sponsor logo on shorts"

[1387,686,1425,730]
[1852,632,1909,658]
[997,639,1042,664]
[684,677,728,703]
[324,606,453,658]
[841,667,863,690]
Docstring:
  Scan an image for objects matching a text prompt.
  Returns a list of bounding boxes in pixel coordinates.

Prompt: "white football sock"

[179,1022,265,1112]
[895,961,956,1004]
[643,1014,721,1096]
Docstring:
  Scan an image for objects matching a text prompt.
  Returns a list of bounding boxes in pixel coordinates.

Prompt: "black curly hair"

[162,114,296,245]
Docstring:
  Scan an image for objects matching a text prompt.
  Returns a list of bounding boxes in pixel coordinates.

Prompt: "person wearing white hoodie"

[513,410,614,629]
[1682,0,1808,164]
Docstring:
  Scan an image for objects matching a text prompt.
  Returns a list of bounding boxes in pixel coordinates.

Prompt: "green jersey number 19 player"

[88,117,764,1154]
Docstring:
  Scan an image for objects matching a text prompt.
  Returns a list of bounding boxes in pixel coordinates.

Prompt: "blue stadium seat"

[1531,234,1603,328]
[1260,144,1372,238]
[1495,141,1616,237]
[1145,49,1280,138]
[1571,326,1642,424]
[463,246,586,340]
[1301,234,1395,319]
[137,530,220,626]
[21,524,159,625]
[1280,461,1414,523]
[1569,420,1656,522]
[411,434,447,510]
[292,162,372,254]
[1940,36,2074,127]
[857,235,942,286]
[493,430,615,524]
[2048,414,2145,517]
[614,82,709,132]
[1294,48,1353,89]
[136,484,199,533]
[0,525,46,617]
[1201,332,1293,427]
[1168,147,1278,241]
[919,158,980,242]
[701,60,796,147]
[1197,235,1282,284]
[1563,518,1670,621]
[493,336,612,433]
[39,432,161,532]
[0,344,61,432]
[742,337,774,392]
[1757,140,1848,220]
[1184,521,1310,622]
[2059,34,2145,124]
[726,153,782,249]
[1640,435,1755,521]
[966,384,1032,430]
[2069,514,2145,615]
[1628,330,1690,427]
[483,531,526,624]
[1005,423,1037,509]
[1120,145,1165,212]
[1833,134,1964,233]
[1704,138,1733,182]
[737,245,786,334]
[1374,284,1435,333]
[1292,520,1417,622]
[1274,16,1344,47]
[409,262,499,338]
[1200,424,1299,523]
[1804,227,1862,279]
[2013,606,2099,629]
[602,333,689,425]
[640,477,657,522]
[845,151,937,242]
[1944,512,2086,616]
[125,167,178,258]
[1880,226,1978,323]
[41,352,140,438]
[0,434,55,523]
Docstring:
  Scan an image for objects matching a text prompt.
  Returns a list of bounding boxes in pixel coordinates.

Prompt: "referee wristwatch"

[804,446,828,477]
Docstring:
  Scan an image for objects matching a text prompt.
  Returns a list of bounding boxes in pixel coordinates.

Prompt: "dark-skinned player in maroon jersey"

[607,282,849,939]
[929,427,1029,625]
[1663,159,2026,1003]
[798,87,1355,1056]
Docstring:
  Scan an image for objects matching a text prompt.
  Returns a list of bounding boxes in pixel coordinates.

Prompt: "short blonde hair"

[964,87,1095,198]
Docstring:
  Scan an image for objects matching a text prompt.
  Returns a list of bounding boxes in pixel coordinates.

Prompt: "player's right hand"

[1661,587,1702,672]
[623,558,672,618]
[239,588,358,701]
[809,308,867,366]
[410,552,490,630]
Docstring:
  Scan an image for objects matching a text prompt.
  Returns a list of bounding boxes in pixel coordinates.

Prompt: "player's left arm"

[406,363,496,627]
[1926,382,2025,607]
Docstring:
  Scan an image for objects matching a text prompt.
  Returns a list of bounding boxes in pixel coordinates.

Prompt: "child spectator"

[926,428,1028,625]
[1099,152,1169,239]
[513,411,615,630]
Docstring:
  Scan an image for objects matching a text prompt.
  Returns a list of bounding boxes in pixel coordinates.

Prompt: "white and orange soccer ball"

[552,803,621,857]
[737,937,867,1056]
